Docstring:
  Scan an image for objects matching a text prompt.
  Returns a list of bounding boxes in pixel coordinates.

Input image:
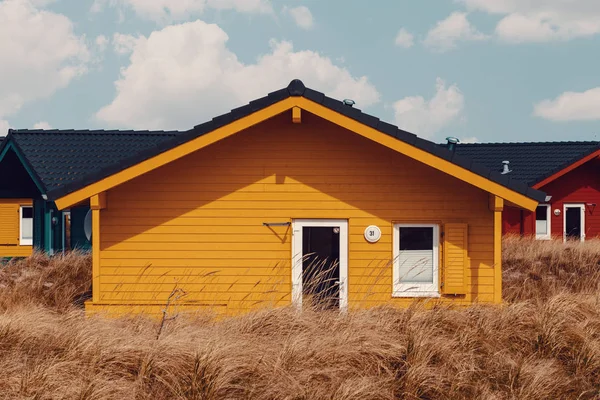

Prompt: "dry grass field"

[0,236,599,399]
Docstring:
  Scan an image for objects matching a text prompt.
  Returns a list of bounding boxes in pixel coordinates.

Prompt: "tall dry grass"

[0,238,598,399]
[0,251,91,311]
[503,235,600,301]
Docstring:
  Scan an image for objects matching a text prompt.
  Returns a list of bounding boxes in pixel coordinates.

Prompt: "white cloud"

[459,0,600,42]
[424,12,488,52]
[394,28,414,48]
[0,0,90,126]
[393,78,464,139]
[285,6,314,30]
[33,121,52,129]
[29,0,56,5]
[534,87,600,121]
[0,120,10,136]
[207,0,271,13]
[460,136,479,144]
[95,35,108,51]
[112,33,140,54]
[97,20,380,130]
[92,0,272,23]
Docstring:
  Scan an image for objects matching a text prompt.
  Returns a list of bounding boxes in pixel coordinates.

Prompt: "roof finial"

[287,79,306,96]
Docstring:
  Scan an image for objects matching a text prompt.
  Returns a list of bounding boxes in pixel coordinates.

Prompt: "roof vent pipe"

[445,136,459,152]
[501,160,512,175]
[342,99,355,107]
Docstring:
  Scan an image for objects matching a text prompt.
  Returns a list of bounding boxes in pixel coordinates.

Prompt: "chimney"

[501,160,512,175]
[445,136,459,152]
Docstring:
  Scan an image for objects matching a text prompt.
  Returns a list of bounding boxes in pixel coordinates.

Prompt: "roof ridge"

[44,79,547,204]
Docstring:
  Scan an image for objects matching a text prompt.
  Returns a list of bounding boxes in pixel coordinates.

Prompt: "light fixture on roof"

[342,99,355,107]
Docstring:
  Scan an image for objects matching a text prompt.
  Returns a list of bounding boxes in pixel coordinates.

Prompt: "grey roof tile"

[2,80,547,203]
[453,142,600,186]
[4,129,182,194]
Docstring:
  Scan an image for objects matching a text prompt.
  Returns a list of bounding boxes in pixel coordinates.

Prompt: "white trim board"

[291,219,348,311]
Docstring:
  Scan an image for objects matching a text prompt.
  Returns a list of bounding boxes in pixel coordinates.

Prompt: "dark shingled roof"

[1,80,546,203]
[0,129,183,194]
[454,142,600,187]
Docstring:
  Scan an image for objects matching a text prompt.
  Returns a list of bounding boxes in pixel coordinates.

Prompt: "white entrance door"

[291,219,348,310]
[564,204,586,242]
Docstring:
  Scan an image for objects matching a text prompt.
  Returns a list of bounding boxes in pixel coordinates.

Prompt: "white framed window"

[19,206,33,246]
[393,224,440,297]
[535,204,551,240]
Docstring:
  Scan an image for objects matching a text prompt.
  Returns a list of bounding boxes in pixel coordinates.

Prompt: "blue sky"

[1,0,600,143]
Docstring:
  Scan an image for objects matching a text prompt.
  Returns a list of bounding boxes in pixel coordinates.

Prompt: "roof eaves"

[509,178,531,197]
[526,187,547,202]
[47,92,294,200]
[0,130,13,160]
[47,79,545,204]
[307,98,543,202]
[45,132,184,200]
[0,131,10,156]
[530,144,600,186]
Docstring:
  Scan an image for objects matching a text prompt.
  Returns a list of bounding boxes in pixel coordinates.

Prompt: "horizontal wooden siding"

[0,198,33,257]
[98,112,495,313]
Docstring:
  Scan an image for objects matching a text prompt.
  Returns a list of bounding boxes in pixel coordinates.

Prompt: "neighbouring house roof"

[48,80,545,209]
[0,129,183,196]
[454,141,600,187]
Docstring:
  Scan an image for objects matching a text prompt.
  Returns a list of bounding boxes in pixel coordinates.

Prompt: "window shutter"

[443,223,468,295]
[0,204,19,245]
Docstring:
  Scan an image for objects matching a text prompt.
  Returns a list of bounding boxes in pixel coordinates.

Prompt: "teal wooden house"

[0,129,180,257]
[0,136,89,256]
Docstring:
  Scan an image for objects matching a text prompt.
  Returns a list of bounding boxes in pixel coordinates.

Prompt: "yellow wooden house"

[50,80,544,315]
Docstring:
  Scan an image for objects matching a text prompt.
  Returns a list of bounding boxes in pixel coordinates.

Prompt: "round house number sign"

[364,225,381,243]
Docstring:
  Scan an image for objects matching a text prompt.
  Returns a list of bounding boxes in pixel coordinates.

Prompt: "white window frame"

[19,205,33,246]
[563,203,586,242]
[291,219,349,311]
[535,204,551,240]
[393,223,440,298]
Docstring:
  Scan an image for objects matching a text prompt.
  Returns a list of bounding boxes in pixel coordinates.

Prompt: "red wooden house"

[455,142,600,241]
